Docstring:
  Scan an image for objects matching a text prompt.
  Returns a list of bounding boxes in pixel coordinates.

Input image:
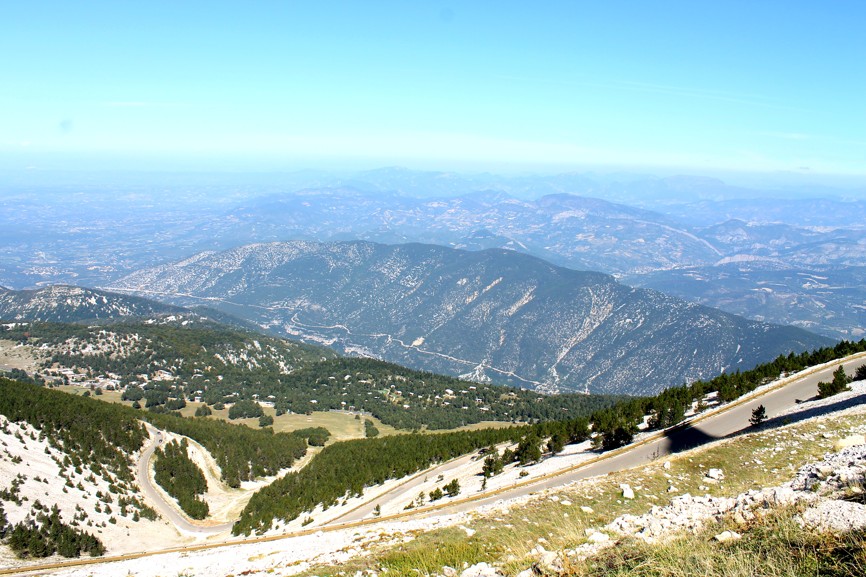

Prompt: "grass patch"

[572,509,866,577]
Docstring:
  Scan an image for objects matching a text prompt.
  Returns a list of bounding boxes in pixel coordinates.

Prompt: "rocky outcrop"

[534,442,866,569]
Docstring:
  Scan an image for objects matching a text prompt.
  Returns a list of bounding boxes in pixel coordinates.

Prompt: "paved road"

[332,354,866,522]
[136,425,234,535]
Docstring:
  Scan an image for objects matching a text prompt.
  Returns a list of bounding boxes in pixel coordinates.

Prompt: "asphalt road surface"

[136,425,234,535]
[333,354,866,523]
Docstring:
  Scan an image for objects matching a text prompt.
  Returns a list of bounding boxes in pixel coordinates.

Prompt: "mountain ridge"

[110,240,831,395]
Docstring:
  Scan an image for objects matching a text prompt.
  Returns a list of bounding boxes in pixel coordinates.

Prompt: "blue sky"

[2,1,865,178]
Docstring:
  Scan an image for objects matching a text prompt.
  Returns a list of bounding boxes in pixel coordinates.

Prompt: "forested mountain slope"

[111,241,831,395]
[1,322,620,430]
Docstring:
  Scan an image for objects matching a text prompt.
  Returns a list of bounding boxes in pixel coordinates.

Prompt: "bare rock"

[800,499,866,532]
[586,531,610,543]
[833,435,866,451]
[536,551,562,574]
[713,530,741,543]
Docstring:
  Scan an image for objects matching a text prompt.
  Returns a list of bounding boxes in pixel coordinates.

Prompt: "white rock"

[663,461,671,469]
[537,551,561,573]
[561,499,572,506]
[580,506,594,513]
[460,562,502,577]
[800,499,866,532]
[714,530,741,543]
[706,468,724,480]
[622,486,635,500]
[587,531,610,543]
[834,435,866,451]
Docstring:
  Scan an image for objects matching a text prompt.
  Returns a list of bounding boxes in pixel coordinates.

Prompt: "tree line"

[232,425,527,535]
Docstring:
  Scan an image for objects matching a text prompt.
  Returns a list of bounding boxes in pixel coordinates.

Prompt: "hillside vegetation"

[233,339,866,534]
[111,240,832,394]
[1,321,621,431]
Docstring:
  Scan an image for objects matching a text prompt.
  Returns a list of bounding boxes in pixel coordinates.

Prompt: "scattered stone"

[560,499,572,506]
[621,484,635,500]
[706,468,724,480]
[536,550,561,573]
[663,461,671,470]
[580,506,593,514]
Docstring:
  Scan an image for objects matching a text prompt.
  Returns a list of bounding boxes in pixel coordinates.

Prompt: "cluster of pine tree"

[253,357,622,430]
[586,339,866,449]
[154,439,209,519]
[2,505,104,558]
[4,321,620,431]
[0,377,147,483]
[232,425,527,535]
[817,365,855,398]
[143,411,311,488]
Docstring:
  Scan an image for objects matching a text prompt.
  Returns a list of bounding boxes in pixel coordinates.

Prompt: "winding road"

[136,425,234,535]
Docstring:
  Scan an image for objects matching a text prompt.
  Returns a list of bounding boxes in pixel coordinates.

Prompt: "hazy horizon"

[3,2,865,181]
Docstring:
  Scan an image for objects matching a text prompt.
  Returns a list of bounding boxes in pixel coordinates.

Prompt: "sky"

[2,1,865,179]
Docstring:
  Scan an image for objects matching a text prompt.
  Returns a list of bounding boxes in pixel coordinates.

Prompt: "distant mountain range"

[109,241,832,395]
[2,168,864,339]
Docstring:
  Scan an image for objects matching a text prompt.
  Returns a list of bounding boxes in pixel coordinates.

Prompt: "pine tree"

[750,404,767,426]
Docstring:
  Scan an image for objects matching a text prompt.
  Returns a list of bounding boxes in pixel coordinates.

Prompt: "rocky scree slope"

[110,241,831,395]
